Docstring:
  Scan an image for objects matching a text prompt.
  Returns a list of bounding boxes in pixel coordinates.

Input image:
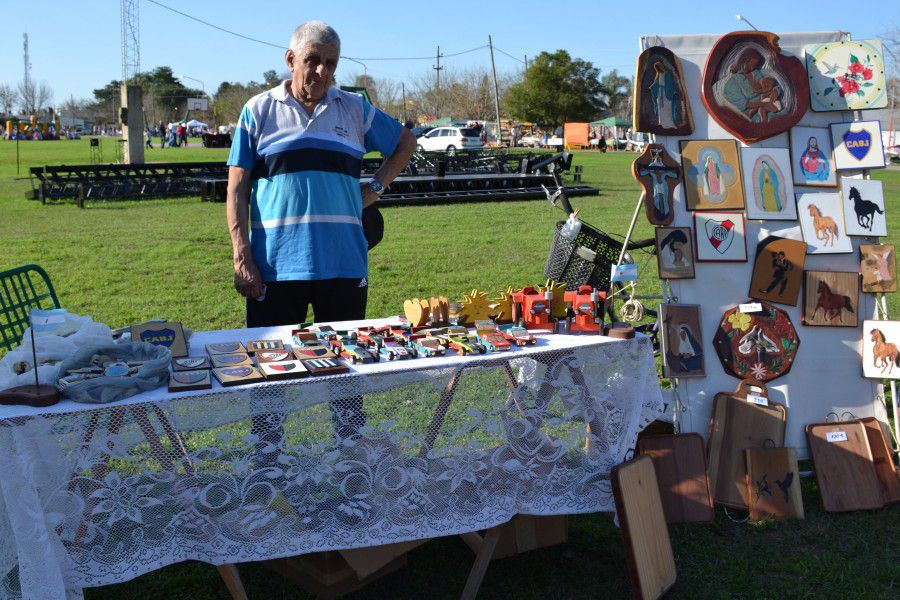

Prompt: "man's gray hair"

[290,21,341,54]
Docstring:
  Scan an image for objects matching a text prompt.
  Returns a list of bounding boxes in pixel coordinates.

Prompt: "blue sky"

[2,0,896,105]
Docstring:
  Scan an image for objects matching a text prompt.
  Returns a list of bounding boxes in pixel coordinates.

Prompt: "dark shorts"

[246,278,368,327]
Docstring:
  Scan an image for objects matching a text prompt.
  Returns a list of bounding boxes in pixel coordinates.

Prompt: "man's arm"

[226,165,264,299]
[361,128,416,208]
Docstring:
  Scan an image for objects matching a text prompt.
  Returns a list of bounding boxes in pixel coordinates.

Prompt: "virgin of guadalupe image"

[649,60,680,130]
[799,136,830,181]
[757,159,783,212]
[669,324,703,373]
[714,47,787,123]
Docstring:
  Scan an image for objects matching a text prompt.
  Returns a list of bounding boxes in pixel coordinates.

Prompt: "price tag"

[746,393,768,406]
[739,302,763,313]
[826,431,848,443]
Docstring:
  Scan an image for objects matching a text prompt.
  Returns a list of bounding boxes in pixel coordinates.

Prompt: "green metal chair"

[0,264,61,352]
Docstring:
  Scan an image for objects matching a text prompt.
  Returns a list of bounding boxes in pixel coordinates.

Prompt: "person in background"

[145,128,153,149]
[159,122,166,148]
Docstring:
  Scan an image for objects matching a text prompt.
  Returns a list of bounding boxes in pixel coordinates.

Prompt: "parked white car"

[416,126,484,155]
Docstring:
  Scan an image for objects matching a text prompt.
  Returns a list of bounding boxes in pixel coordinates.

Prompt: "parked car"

[517,135,543,148]
[411,125,434,139]
[886,145,900,164]
[416,126,484,155]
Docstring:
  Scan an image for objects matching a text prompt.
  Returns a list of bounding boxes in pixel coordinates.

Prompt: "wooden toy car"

[478,332,511,352]
[474,320,496,335]
[500,325,536,346]
[446,325,469,336]
[379,342,416,361]
[448,335,487,355]
[357,327,387,349]
[340,344,379,364]
[414,337,446,357]
[311,325,338,341]
[292,330,320,346]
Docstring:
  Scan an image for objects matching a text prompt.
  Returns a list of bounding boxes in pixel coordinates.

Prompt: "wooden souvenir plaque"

[858,417,900,504]
[745,447,804,520]
[701,31,810,143]
[302,357,351,376]
[637,433,714,523]
[806,421,883,512]
[255,349,294,364]
[611,455,677,600]
[171,356,212,372]
[712,302,799,383]
[210,353,253,368]
[633,46,694,136]
[802,271,859,327]
[212,366,265,387]
[679,140,745,211]
[206,341,247,355]
[293,345,338,361]
[247,339,285,355]
[860,244,897,294]
[748,237,806,306]
[168,369,212,393]
[130,321,188,357]
[707,379,787,508]
[259,360,310,381]
[863,320,900,380]
[656,227,695,280]
[632,144,680,225]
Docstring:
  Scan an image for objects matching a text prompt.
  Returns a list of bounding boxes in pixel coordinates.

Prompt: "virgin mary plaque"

[634,46,694,136]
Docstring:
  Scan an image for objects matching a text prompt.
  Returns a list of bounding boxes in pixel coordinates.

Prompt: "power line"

[493,46,525,64]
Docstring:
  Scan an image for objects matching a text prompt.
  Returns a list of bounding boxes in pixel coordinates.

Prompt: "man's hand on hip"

[360,183,379,208]
[234,256,265,299]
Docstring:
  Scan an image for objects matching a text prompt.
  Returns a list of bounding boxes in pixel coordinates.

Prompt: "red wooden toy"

[564,285,605,333]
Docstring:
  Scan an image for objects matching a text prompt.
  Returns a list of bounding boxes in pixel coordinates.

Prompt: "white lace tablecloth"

[0,319,664,600]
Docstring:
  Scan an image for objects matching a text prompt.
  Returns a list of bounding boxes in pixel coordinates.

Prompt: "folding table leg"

[216,564,249,600]
[460,524,503,600]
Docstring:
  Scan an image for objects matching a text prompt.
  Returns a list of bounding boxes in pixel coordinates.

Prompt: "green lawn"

[1,138,898,598]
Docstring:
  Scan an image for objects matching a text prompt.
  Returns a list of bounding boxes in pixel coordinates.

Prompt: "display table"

[0,318,664,600]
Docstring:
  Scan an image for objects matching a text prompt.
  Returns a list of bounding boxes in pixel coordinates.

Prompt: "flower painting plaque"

[633,46,694,136]
[701,31,810,143]
[806,39,887,111]
[713,302,800,383]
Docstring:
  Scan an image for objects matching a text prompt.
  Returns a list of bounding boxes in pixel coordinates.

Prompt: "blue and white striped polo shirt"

[227,81,402,281]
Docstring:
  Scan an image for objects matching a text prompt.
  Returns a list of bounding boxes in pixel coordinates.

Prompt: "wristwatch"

[368,178,385,195]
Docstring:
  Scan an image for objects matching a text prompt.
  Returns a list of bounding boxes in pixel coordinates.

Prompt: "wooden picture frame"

[796,192,853,254]
[748,236,807,306]
[860,244,897,293]
[632,144,681,225]
[659,303,705,378]
[701,31,810,143]
[862,320,900,380]
[680,140,745,211]
[802,271,859,328]
[740,147,797,220]
[693,211,748,262]
[655,227,695,279]
[789,126,837,187]
[830,120,886,171]
[633,46,694,136]
[841,178,886,237]
[806,39,888,112]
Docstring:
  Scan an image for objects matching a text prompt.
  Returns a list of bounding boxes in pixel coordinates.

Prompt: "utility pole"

[433,46,443,116]
[401,82,408,123]
[22,34,32,108]
[524,55,529,72]
[487,36,502,145]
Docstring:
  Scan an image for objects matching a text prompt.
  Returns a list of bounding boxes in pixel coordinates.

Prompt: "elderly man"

[227,21,415,327]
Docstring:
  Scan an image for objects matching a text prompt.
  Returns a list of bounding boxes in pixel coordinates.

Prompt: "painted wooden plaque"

[212,366,265,387]
[210,353,253,368]
[802,271,859,328]
[841,178,886,237]
[168,369,212,393]
[632,144,681,225]
[860,244,897,293]
[246,339,285,355]
[830,120,886,170]
[130,321,188,357]
[633,46,693,136]
[611,455,677,600]
[255,350,294,364]
[748,236,807,307]
[859,417,900,504]
[862,320,900,380]
[680,140,744,211]
[693,211,747,262]
[659,304,705,378]
[806,421,884,513]
[740,147,797,220]
[637,433,714,523]
[302,357,351,376]
[789,126,837,187]
[655,227,695,280]
[712,302,799,382]
[707,381,787,508]
[745,447,804,520]
[259,360,310,381]
[806,39,887,111]
[701,31,810,143]
[171,356,212,372]
[796,192,853,254]
[292,345,338,360]
[206,341,247,355]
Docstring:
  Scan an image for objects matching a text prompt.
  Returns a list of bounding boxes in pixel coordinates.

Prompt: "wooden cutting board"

[745,448,804,520]
[859,417,900,504]
[707,380,787,508]
[638,433,714,523]
[612,455,677,600]
[806,422,884,513]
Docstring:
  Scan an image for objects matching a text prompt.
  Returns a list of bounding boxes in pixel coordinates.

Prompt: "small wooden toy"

[302,357,351,376]
[171,356,212,372]
[357,327,387,349]
[478,332,510,352]
[246,339,285,355]
[206,341,247,355]
[168,369,212,392]
[474,320,496,335]
[379,342,415,360]
[131,321,188,357]
[255,350,294,364]
[448,335,486,355]
[499,325,536,346]
[340,344,378,364]
[292,345,337,360]
[457,289,493,325]
[404,298,431,327]
[430,296,449,325]
[259,360,310,381]
[414,337,446,357]
[490,287,516,323]
[310,325,339,341]
[210,353,253,368]
[512,287,554,330]
[212,366,265,387]
[291,330,320,346]
[564,285,603,333]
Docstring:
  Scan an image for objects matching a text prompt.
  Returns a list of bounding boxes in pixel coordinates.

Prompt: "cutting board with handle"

[638,433,714,523]
[858,417,900,504]
[745,447,804,520]
[806,421,884,513]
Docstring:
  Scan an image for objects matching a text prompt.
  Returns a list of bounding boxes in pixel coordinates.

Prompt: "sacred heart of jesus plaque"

[702,31,810,143]
[713,301,800,382]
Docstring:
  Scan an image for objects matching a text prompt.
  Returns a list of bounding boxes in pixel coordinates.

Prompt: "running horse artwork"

[702,31,810,143]
[869,328,900,376]
[632,143,681,225]
[802,271,858,327]
[633,46,694,136]
[807,204,839,247]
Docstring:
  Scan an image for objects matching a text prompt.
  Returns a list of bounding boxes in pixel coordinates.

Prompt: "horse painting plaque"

[632,144,681,225]
[741,147,797,220]
[830,121,886,171]
[748,236,807,306]
[694,211,747,262]
[656,227,695,279]
[841,178,886,237]
[796,192,852,254]
[862,320,900,380]
[802,271,858,327]
[806,39,887,112]
[633,46,694,136]
[660,304,705,378]
[712,302,799,383]
[789,126,837,187]
[701,31,810,143]
[680,140,745,211]
[860,244,897,293]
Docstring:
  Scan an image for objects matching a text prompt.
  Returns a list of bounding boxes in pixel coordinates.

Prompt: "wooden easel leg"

[460,524,503,600]
[217,564,249,600]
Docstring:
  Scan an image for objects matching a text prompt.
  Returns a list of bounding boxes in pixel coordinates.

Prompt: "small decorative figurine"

[564,285,603,333]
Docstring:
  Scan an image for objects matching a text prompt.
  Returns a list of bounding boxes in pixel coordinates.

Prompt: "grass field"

[1,138,899,599]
